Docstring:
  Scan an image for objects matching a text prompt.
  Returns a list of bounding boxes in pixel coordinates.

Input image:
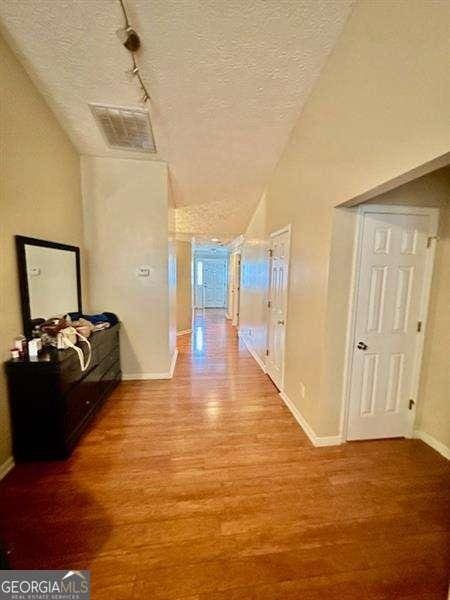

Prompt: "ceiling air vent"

[89,103,156,153]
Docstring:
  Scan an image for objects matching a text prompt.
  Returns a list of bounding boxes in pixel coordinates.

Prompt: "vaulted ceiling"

[0,0,353,238]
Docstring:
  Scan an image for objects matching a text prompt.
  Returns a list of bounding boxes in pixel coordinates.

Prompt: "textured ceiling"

[0,0,353,238]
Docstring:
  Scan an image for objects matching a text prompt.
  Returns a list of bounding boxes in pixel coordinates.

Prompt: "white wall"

[81,156,174,377]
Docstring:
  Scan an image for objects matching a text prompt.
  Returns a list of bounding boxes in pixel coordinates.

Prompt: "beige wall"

[323,206,358,435]
[0,34,85,466]
[81,156,173,377]
[176,241,192,333]
[239,195,269,362]
[417,207,450,448]
[241,0,450,441]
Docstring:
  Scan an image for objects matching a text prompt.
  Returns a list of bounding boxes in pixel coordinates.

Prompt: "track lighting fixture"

[118,0,151,104]
[116,25,141,52]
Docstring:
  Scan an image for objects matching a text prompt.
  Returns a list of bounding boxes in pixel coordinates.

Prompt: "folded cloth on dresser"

[67,312,119,327]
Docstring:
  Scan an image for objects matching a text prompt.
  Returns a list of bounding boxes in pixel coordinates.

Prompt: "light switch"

[137,265,151,277]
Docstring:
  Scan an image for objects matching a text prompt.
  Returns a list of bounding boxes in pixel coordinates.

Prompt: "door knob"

[278,320,285,325]
[357,342,368,350]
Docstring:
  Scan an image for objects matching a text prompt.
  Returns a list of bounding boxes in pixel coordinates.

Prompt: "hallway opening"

[193,243,229,311]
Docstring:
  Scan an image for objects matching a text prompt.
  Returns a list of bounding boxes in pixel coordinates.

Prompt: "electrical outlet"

[299,381,306,398]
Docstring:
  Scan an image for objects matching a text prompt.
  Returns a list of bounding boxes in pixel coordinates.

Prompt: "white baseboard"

[238,331,266,374]
[240,331,342,448]
[168,348,179,378]
[122,373,168,380]
[414,429,450,460]
[0,456,14,481]
[177,329,192,336]
[279,391,342,447]
[123,349,179,381]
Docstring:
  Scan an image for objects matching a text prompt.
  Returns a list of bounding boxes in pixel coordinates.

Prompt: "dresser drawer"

[97,347,120,378]
[63,369,99,437]
[99,360,121,400]
[94,327,120,362]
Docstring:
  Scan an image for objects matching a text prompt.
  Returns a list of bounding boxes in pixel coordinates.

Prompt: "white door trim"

[270,224,292,239]
[230,250,241,326]
[340,204,439,441]
[267,224,292,391]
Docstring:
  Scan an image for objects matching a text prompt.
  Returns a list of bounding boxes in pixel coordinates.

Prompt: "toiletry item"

[14,336,26,353]
[10,348,20,360]
[28,339,40,358]
[57,333,64,350]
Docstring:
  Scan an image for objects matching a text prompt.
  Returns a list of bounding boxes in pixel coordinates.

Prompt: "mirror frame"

[15,235,82,337]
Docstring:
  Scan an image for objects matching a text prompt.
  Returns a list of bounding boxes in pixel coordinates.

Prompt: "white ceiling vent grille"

[89,103,156,153]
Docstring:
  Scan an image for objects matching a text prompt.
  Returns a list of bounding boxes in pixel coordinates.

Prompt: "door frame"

[340,204,439,441]
[266,224,292,391]
[230,251,241,326]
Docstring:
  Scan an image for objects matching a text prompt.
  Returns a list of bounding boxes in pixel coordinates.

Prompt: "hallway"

[0,310,448,598]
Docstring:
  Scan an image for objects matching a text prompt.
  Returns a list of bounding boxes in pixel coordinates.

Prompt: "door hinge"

[427,235,439,248]
[267,300,271,309]
[268,249,273,258]
[417,320,422,332]
[265,348,269,356]
[408,399,415,410]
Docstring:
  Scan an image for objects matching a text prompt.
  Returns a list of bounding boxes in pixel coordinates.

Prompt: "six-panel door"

[347,211,430,440]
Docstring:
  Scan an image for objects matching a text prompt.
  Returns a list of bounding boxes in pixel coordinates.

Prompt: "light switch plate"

[137,265,151,277]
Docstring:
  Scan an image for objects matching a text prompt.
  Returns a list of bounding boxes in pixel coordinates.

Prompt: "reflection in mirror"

[16,236,82,336]
[25,245,78,320]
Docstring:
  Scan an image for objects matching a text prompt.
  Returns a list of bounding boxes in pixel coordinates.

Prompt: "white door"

[203,259,227,308]
[266,228,290,389]
[347,207,438,440]
[231,253,241,326]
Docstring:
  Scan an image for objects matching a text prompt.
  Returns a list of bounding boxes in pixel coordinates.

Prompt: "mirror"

[16,236,82,337]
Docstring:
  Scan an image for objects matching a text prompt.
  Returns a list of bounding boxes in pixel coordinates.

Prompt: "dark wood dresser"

[5,323,121,460]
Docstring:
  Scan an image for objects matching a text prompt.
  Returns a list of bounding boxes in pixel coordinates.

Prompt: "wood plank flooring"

[0,309,449,598]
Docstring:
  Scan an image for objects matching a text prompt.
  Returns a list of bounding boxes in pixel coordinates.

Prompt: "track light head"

[116,26,141,52]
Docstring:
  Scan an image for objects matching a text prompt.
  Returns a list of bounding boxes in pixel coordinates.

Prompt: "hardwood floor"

[0,309,449,599]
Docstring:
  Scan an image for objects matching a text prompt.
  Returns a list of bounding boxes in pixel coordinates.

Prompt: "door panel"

[347,210,432,440]
[266,230,290,389]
